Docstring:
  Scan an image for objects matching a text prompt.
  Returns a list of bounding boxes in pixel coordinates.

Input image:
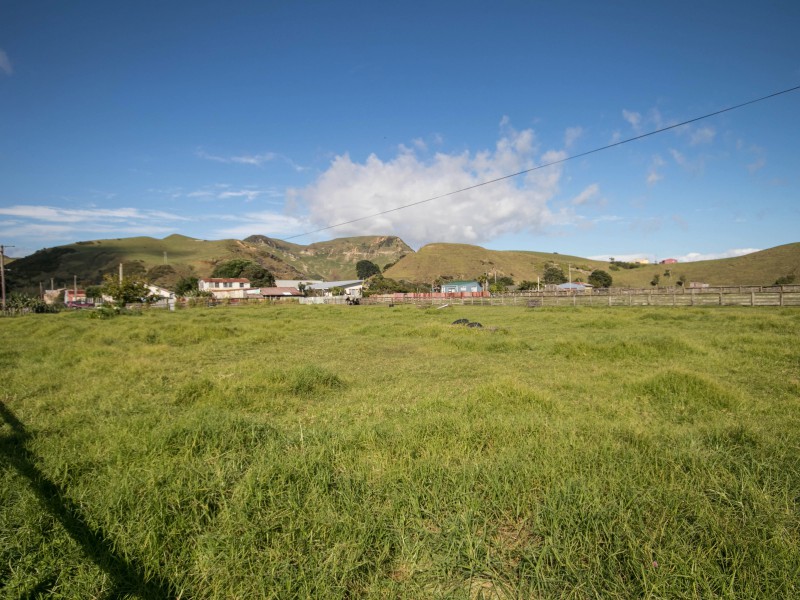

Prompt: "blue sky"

[1,1,798,261]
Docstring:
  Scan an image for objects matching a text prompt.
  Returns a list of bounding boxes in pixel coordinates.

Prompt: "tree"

[211,259,274,287]
[588,270,612,288]
[518,280,537,291]
[7,293,57,313]
[650,274,660,287]
[211,259,252,278]
[362,275,415,295]
[100,274,151,306]
[356,260,381,279]
[174,276,199,296]
[85,285,104,300]
[677,274,687,287]
[542,264,567,285]
[239,264,275,287]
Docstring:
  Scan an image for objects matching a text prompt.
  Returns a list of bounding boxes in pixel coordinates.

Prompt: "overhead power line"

[283,84,800,241]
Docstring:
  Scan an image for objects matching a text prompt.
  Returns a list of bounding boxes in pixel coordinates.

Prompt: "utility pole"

[1,244,14,312]
[73,275,78,305]
[119,263,123,283]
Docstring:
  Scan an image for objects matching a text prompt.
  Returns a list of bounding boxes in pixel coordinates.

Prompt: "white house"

[307,280,363,298]
[146,284,174,300]
[198,278,251,299]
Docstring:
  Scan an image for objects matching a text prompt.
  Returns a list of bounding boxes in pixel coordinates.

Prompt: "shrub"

[588,269,613,288]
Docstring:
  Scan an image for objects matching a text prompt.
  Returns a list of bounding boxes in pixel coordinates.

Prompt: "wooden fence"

[364,289,800,308]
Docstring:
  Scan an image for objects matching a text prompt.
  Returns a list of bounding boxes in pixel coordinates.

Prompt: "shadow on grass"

[0,401,179,599]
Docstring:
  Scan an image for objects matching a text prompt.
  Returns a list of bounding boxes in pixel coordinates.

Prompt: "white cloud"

[747,157,766,173]
[742,144,766,173]
[564,126,583,148]
[230,153,278,166]
[689,126,715,145]
[669,148,704,175]
[0,49,12,76]
[213,212,308,239]
[677,248,760,262]
[185,184,283,201]
[571,183,599,205]
[0,222,75,238]
[0,205,187,223]
[218,190,263,201]
[622,109,641,132]
[646,155,665,185]
[289,123,572,248]
[196,148,306,172]
[0,204,191,249]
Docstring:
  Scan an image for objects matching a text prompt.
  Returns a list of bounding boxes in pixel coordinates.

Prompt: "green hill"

[245,235,413,280]
[385,243,612,285]
[7,234,412,292]
[7,233,799,294]
[385,242,800,288]
[604,243,800,288]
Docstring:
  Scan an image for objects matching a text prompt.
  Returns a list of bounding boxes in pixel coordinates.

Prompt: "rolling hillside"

[385,244,615,285]
[7,234,412,292]
[385,242,800,288]
[596,243,800,288]
[245,235,412,280]
[7,233,799,294]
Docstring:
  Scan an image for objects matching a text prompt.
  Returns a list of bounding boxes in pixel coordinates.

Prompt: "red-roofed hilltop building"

[660,258,678,264]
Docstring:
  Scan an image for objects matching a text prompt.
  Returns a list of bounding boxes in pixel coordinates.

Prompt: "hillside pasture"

[1,305,799,598]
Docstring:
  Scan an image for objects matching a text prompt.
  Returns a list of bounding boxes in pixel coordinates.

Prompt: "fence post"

[751,291,755,307]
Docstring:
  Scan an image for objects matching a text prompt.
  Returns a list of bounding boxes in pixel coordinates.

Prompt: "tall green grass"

[2,305,799,598]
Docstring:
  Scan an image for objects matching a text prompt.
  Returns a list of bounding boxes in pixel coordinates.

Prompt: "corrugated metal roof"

[308,280,363,290]
[557,283,587,289]
[257,287,302,296]
[200,278,250,283]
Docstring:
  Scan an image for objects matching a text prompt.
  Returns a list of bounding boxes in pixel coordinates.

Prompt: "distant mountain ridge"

[244,235,412,280]
[7,234,412,292]
[6,234,799,293]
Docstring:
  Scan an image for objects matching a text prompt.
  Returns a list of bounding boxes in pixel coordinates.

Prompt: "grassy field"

[1,304,799,598]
